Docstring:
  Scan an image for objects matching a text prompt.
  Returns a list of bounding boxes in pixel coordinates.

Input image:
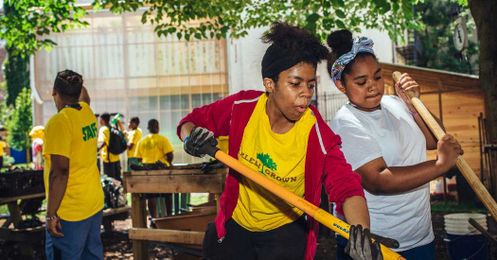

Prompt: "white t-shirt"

[331,95,434,251]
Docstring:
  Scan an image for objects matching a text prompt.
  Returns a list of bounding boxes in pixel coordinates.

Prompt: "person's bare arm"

[47,154,70,237]
[411,111,438,150]
[357,134,463,195]
[342,196,370,228]
[79,86,91,105]
[97,142,105,152]
[165,152,174,166]
[396,74,437,150]
[180,122,196,141]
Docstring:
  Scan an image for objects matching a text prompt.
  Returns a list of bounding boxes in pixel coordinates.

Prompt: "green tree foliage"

[0,82,13,127]
[412,0,478,74]
[0,0,423,54]
[94,0,423,40]
[0,0,88,57]
[6,88,33,151]
[3,47,30,106]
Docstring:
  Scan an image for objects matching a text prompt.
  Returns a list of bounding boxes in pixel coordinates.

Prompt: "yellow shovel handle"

[214,150,404,260]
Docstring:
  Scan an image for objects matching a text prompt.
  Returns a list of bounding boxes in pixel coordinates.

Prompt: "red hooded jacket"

[177,90,364,259]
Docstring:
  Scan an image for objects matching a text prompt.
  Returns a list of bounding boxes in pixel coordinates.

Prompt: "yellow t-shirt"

[98,126,120,163]
[232,94,316,231]
[135,133,174,166]
[217,136,229,154]
[127,128,142,158]
[43,102,104,221]
[0,141,7,156]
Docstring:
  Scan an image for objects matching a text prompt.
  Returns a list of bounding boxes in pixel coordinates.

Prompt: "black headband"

[261,44,312,79]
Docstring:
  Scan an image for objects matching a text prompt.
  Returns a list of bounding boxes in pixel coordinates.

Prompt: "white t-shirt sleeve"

[332,120,383,170]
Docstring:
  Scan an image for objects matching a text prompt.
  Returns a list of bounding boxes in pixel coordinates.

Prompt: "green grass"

[189,193,209,206]
[0,205,8,215]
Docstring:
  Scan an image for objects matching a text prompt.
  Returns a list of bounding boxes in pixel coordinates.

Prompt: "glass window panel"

[159,95,172,111]
[191,94,202,108]
[170,95,189,110]
[34,12,228,163]
[129,96,158,111]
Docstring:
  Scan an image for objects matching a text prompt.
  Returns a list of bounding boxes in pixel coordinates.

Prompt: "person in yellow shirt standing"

[0,136,10,169]
[98,113,122,182]
[44,70,104,260]
[126,117,142,170]
[135,119,174,218]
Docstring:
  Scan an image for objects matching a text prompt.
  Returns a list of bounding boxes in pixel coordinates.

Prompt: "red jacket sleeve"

[176,90,260,140]
[323,135,365,214]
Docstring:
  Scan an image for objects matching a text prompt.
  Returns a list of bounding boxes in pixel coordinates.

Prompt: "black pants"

[103,161,122,183]
[203,217,307,260]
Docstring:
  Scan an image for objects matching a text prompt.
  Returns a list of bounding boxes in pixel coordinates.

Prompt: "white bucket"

[444,213,487,235]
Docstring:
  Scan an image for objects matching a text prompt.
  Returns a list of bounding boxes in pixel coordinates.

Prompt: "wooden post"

[393,71,497,221]
[131,193,148,260]
[7,202,22,228]
[125,168,226,259]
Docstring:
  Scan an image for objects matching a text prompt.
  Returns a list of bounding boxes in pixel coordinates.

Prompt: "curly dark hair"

[148,119,159,133]
[130,117,140,126]
[54,69,83,99]
[100,113,111,124]
[326,29,377,83]
[261,22,329,81]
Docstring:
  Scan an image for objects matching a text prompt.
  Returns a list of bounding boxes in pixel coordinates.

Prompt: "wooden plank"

[129,228,205,245]
[131,194,148,259]
[0,193,45,204]
[125,174,225,193]
[7,203,22,228]
[103,206,130,217]
[381,63,480,91]
[127,168,225,176]
[0,226,45,242]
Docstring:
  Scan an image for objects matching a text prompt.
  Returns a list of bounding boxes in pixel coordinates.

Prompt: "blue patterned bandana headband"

[331,36,375,82]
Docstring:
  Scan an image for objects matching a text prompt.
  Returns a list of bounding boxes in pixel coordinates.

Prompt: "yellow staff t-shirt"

[135,133,174,166]
[98,126,120,163]
[43,102,104,221]
[127,128,142,158]
[232,94,316,231]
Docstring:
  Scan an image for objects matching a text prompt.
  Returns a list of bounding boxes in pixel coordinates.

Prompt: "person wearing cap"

[44,70,104,259]
[327,30,463,259]
[177,22,374,260]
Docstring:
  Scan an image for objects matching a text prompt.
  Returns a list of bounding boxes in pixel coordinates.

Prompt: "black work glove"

[184,127,219,157]
[345,225,383,260]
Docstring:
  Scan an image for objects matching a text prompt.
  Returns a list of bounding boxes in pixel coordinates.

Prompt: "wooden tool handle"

[214,150,404,260]
[392,71,497,222]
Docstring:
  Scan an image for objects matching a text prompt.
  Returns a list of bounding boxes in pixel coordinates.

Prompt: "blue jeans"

[336,235,435,260]
[45,211,103,260]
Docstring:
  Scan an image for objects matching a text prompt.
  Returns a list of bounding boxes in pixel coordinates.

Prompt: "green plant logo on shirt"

[82,122,98,141]
[256,153,277,174]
